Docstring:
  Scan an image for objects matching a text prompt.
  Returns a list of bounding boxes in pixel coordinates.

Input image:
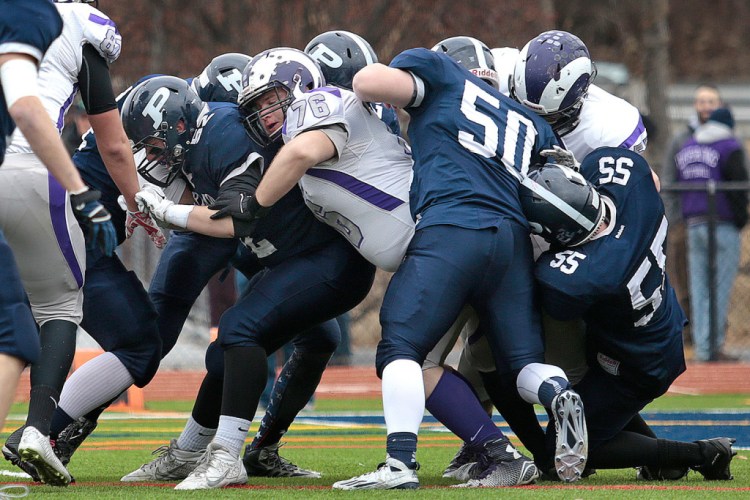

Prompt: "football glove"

[209,192,270,221]
[135,186,173,222]
[70,188,117,257]
[125,210,167,249]
[540,145,580,171]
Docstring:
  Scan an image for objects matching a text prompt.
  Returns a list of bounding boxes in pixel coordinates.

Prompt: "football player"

[123,73,375,490]
[521,147,736,481]
[330,40,588,489]
[0,0,131,486]
[213,44,551,488]
[0,0,111,443]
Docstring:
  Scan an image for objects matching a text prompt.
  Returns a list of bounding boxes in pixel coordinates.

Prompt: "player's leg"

[176,238,374,490]
[244,321,340,478]
[474,219,582,483]
[335,225,498,490]
[49,252,161,465]
[578,366,736,480]
[0,159,84,486]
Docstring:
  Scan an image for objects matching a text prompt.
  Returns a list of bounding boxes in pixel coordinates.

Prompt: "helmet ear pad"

[521,164,605,247]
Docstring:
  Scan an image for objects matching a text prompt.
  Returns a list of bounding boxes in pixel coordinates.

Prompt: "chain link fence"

[661,181,750,362]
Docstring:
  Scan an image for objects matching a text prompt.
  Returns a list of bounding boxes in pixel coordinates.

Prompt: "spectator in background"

[663,85,723,332]
[674,107,748,362]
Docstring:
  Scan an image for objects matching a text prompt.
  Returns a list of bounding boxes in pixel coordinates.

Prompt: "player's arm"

[0,54,88,193]
[353,63,417,109]
[254,130,337,207]
[80,44,140,211]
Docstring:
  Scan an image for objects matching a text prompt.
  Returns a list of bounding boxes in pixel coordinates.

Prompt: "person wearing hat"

[674,106,748,361]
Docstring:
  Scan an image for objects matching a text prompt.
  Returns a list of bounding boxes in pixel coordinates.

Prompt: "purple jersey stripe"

[619,116,647,150]
[307,168,405,211]
[48,175,84,288]
[88,13,117,30]
[56,84,79,132]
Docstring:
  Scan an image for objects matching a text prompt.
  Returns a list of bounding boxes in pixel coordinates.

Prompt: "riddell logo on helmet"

[471,68,496,80]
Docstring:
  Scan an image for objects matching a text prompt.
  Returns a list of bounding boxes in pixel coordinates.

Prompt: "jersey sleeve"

[0,1,63,63]
[282,87,348,141]
[77,6,122,64]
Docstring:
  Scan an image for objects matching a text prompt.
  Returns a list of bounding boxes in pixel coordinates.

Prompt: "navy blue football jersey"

[536,147,687,390]
[0,0,63,165]
[184,102,339,267]
[389,48,558,230]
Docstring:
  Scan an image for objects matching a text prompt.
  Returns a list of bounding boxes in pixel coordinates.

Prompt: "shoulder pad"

[77,6,122,63]
[283,87,346,141]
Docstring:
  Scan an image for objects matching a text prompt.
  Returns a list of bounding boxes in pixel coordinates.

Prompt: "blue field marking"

[296,410,750,449]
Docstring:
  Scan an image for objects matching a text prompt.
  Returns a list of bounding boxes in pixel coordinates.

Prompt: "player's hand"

[135,186,174,222]
[70,187,117,257]
[541,145,580,171]
[125,210,167,249]
[209,192,270,221]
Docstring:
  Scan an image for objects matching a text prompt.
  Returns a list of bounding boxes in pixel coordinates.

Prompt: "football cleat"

[3,426,40,482]
[692,437,736,480]
[442,441,480,481]
[454,438,539,487]
[551,390,588,482]
[174,442,247,490]
[332,457,419,490]
[243,442,321,478]
[54,417,98,466]
[18,426,71,486]
[121,439,204,482]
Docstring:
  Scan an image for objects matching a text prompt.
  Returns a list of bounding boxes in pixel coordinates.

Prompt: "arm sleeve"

[78,43,116,115]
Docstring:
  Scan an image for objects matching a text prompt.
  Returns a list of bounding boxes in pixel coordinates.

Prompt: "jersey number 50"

[458,80,537,178]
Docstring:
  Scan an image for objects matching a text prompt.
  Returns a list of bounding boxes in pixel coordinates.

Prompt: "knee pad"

[516,363,567,405]
[205,341,225,379]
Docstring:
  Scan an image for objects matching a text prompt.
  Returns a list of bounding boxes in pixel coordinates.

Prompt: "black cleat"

[692,437,736,480]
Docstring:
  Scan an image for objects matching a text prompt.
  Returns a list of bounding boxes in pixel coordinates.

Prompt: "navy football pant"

[0,230,39,364]
[377,221,544,377]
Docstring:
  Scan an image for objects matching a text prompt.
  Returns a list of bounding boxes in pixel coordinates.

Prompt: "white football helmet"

[491,47,520,97]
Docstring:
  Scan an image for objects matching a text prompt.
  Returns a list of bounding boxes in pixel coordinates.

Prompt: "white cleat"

[174,442,247,490]
[121,439,204,482]
[332,457,419,490]
[18,426,71,487]
[552,390,588,482]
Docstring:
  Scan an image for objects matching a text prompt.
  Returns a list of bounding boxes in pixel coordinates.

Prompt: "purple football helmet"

[511,31,596,135]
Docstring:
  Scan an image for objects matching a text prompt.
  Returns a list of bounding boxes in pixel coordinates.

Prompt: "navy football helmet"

[511,30,596,135]
[521,164,606,247]
[431,36,499,90]
[238,47,325,146]
[121,76,203,187]
[304,30,377,90]
[191,52,252,103]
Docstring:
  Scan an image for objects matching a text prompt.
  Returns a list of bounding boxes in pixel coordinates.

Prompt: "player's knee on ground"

[205,341,224,379]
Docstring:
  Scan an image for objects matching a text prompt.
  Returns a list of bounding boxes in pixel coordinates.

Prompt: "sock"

[221,346,268,420]
[537,376,570,408]
[26,320,77,434]
[386,432,418,469]
[426,369,503,447]
[176,416,216,452]
[191,371,224,429]
[382,359,424,435]
[58,352,134,420]
[213,415,251,457]
[251,350,331,449]
[83,397,118,422]
[49,409,75,440]
[481,370,547,460]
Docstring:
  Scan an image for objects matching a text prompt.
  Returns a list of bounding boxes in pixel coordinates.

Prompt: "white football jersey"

[283,87,414,272]
[7,3,121,154]
[559,85,647,160]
